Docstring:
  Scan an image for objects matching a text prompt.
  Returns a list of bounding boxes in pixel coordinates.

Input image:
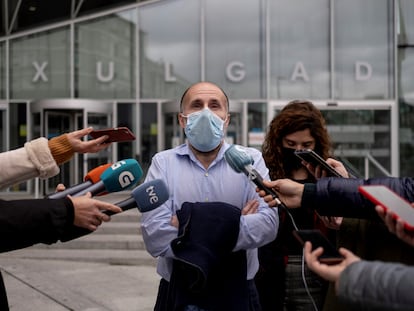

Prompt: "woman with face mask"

[254,100,348,311]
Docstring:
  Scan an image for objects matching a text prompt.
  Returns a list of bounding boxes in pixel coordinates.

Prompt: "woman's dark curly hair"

[262,100,333,180]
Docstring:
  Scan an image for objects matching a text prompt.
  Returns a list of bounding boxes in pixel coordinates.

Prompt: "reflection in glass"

[322,109,390,177]
[10,28,70,99]
[0,42,4,98]
[205,0,262,99]
[334,0,394,99]
[269,0,330,99]
[76,10,137,98]
[139,0,199,99]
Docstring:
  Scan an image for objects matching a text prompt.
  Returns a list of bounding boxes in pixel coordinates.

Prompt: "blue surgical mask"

[182,108,226,152]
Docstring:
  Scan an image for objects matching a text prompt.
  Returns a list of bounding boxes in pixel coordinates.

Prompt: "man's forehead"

[186,83,225,101]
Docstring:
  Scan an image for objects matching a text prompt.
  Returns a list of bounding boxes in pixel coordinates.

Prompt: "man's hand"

[67,127,111,154]
[376,205,414,247]
[304,241,360,292]
[69,192,122,231]
[241,200,259,215]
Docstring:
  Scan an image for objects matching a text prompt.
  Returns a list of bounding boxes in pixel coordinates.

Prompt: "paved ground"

[0,191,160,310]
[0,255,160,310]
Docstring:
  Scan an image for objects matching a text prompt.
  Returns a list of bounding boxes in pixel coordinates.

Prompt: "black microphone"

[59,179,169,242]
[72,159,143,197]
[104,179,169,215]
[46,163,112,199]
[224,144,284,207]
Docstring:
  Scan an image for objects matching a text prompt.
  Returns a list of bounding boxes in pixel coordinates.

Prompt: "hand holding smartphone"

[293,229,344,265]
[89,127,136,143]
[359,185,414,231]
[294,149,342,178]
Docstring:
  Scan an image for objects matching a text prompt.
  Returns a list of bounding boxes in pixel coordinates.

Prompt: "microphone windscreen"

[224,145,254,173]
[100,159,143,192]
[131,179,169,213]
[84,163,112,183]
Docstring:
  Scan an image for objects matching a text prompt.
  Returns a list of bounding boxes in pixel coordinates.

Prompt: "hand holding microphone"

[60,179,169,242]
[224,144,284,208]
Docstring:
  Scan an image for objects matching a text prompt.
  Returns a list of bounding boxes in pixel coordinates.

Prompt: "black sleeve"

[301,177,414,219]
[0,197,74,252]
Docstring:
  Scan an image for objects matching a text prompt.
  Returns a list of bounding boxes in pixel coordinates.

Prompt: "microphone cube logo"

[119,171,135,188]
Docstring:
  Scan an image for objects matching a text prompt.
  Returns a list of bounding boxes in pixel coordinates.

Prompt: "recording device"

[293,229,344,265]
[45,163,112,199]
[71,159,143,197]
[60,179,169,242]
[294,149,342,178]
[103,179,169,215]
[359,185,414,231]
[89,127,136,143]
[224,144,284,207]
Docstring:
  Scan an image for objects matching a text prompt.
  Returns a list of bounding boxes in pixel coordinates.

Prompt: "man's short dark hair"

[180,82,229,112]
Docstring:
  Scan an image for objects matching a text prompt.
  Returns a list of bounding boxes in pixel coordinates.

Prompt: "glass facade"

[75,11,137,98]
[10,28,71,98]
[1,0,414,193]
[334,0,394,99]
[269,0,330,99]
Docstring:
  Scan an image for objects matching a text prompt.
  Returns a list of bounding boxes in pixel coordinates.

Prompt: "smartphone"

[294,149,342,178]
[359,185,414,231]
[293,229,344,264]
[89,127,136,143]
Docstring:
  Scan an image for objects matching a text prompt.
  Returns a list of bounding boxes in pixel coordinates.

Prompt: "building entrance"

[31,99,114,195]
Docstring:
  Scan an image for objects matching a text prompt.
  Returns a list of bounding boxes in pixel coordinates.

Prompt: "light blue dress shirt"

[141,142,279,281]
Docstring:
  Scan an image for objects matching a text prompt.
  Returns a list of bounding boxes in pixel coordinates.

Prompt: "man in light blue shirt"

[141,81,279,310]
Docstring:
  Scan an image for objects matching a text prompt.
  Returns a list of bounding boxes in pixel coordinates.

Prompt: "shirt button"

[205,173,209,177]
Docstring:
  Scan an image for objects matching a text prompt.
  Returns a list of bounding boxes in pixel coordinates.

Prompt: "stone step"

[2,248,157,266]
[32,234,146,250]
[94,222,142,235]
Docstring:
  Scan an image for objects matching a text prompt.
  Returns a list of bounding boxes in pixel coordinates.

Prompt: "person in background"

[304,205,414,311]
[141,81,279,311]
[254,100,348,311]
[0,127,110,189]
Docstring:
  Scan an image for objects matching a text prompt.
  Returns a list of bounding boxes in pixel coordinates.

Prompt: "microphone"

[46,163,112,199]
[104,179,169,215]
[72,159,143,197]
[224,144,284,207]
[59,179,169,242]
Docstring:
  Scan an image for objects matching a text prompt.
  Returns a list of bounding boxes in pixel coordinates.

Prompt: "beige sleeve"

[0,137,60,189]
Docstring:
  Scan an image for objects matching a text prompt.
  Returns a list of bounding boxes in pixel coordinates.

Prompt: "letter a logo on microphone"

[119,171,134,188]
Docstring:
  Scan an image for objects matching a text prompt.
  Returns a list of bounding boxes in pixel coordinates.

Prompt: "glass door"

[44,110,79,194]
[0,102,6,153]
[31,99,114,195]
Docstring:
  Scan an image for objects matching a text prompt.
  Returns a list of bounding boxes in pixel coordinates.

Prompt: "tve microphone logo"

[146,184,160,204]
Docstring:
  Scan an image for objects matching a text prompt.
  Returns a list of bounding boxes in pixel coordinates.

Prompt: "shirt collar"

[174,141,231,164]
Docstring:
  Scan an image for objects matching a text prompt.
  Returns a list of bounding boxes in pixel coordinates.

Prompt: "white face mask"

[182,108,226,152]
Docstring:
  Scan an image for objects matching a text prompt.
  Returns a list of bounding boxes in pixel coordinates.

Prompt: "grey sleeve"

[338,260,414,311]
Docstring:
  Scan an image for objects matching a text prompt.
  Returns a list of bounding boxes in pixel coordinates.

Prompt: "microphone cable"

[271,196,319,311]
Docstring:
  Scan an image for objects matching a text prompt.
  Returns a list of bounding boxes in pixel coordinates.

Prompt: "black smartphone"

[359,185,414,231]
[293,229,344,265]
[89,127,136,143]
[294,149,342,178]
